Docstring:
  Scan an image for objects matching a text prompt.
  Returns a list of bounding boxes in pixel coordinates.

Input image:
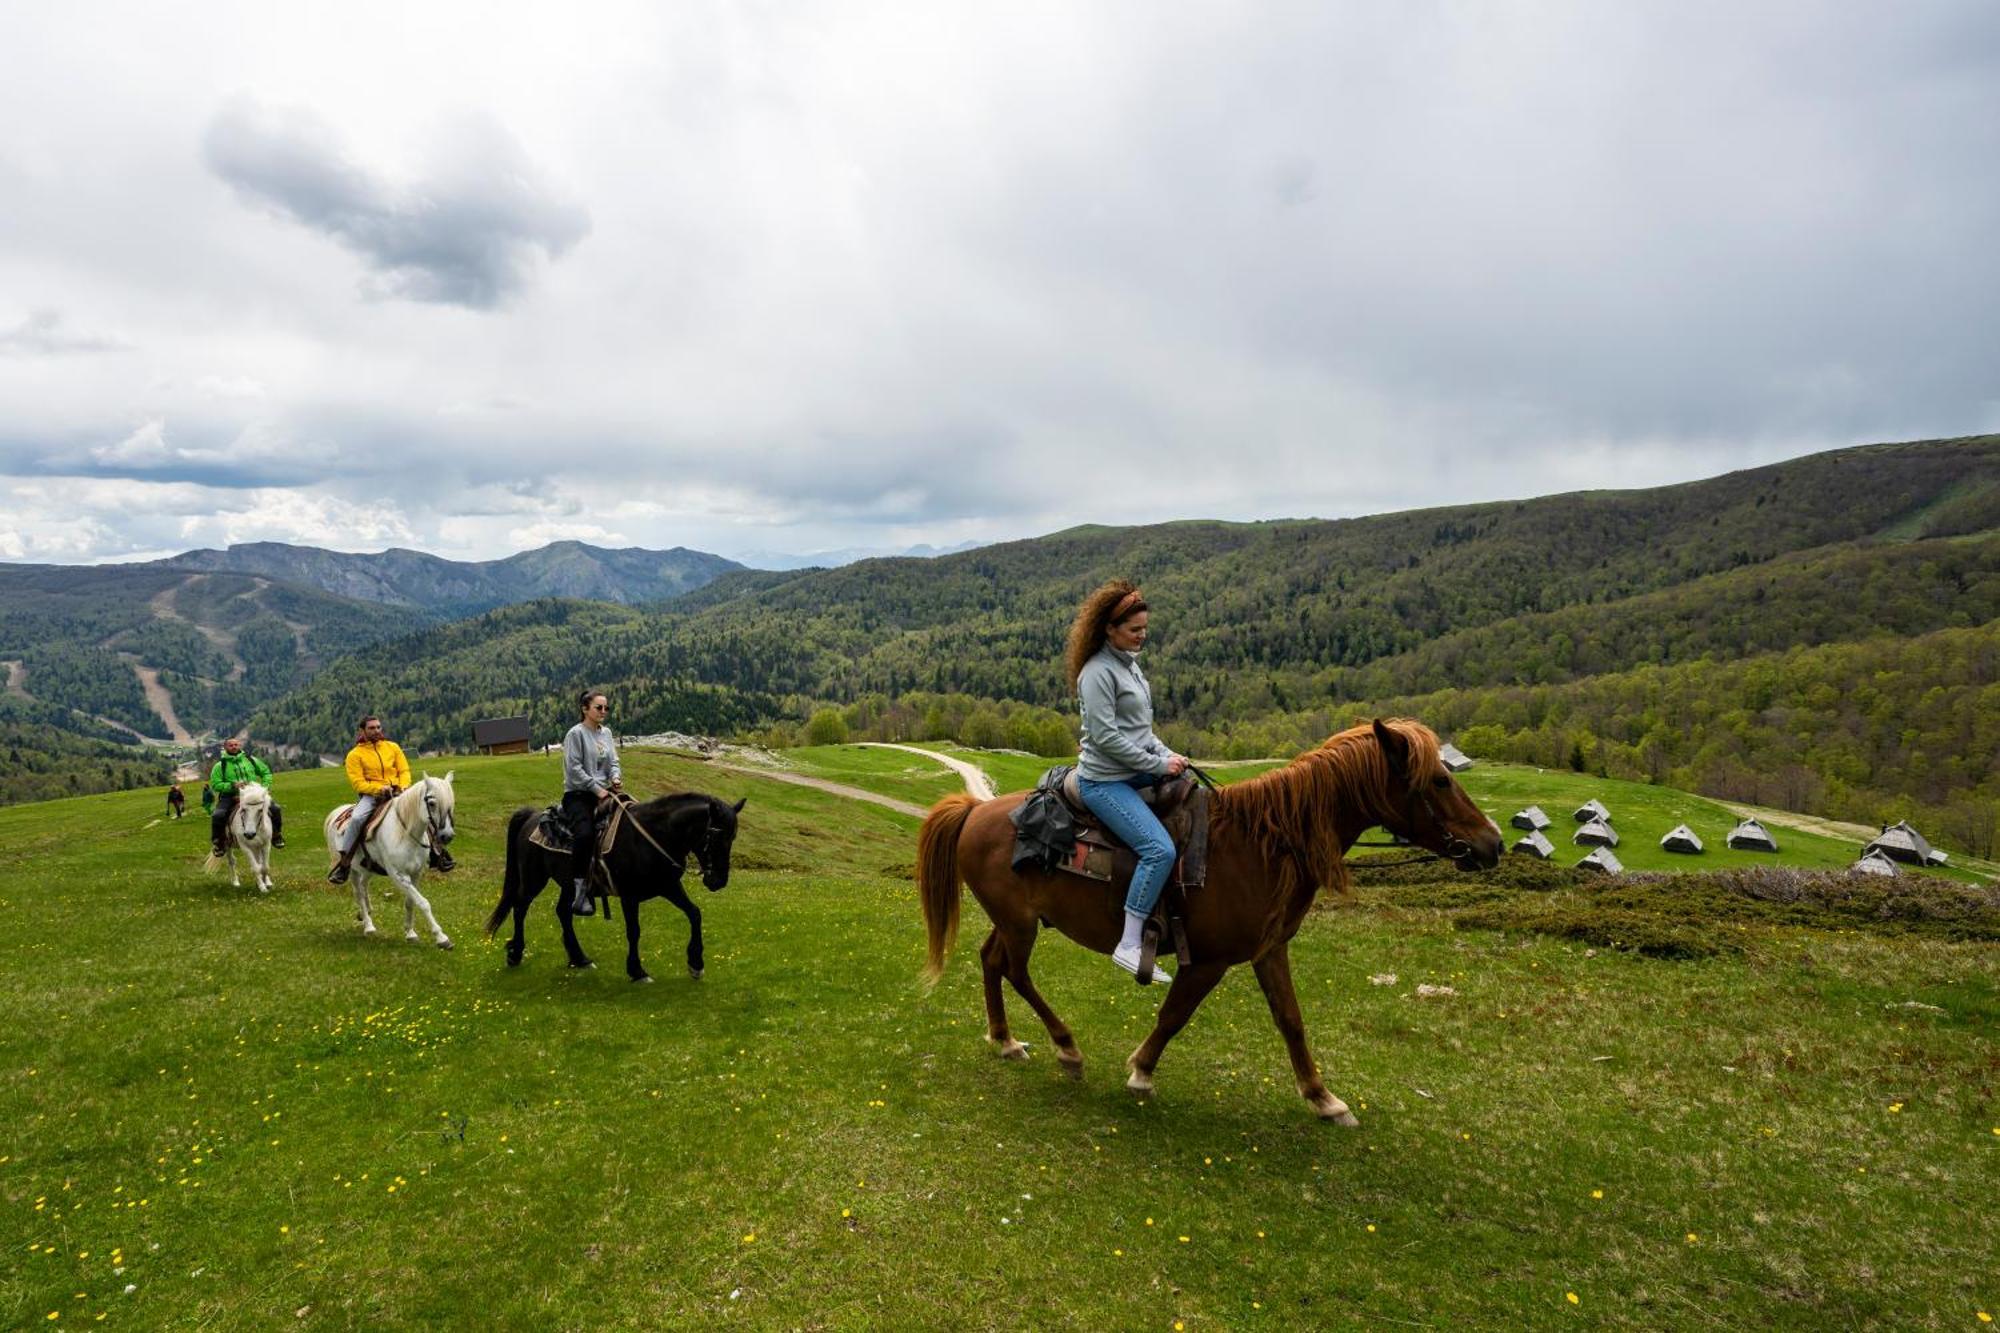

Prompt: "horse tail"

[918,794,978,987]
[486,806,536,938]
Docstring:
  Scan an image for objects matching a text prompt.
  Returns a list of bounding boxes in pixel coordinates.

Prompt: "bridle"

[610,793,726,879]
[1351,778,1480,868]
[419,781,452,848]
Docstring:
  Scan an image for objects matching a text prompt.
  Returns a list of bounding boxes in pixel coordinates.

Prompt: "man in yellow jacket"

[328,713,413,885]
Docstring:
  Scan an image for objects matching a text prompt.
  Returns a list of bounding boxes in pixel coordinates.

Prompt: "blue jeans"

[1077,773,1176,917]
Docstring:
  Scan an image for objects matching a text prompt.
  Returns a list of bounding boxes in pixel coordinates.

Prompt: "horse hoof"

[570,960,596,970]
[436,938,454,951]
[506,954,522,968]
[362,925,377,937]
[688,968,703,980]
[632,974,654,984]
[1058,1054,1084,1080]
[991,1038,1031,1061]
[1125,1069,1154,1098]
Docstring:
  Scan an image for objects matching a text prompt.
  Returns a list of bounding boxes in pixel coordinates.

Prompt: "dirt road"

[854,743,997,799]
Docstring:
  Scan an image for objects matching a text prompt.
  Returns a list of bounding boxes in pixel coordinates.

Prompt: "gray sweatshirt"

[562,722,621,795]
[1076,645,1173,781]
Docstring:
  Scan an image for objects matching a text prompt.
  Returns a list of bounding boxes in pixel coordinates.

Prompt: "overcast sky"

[3,2,1996,568]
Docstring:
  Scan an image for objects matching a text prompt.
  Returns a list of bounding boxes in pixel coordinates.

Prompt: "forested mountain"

[251,435,2000,849]
[0,563,433,746]
[155,539,742,614]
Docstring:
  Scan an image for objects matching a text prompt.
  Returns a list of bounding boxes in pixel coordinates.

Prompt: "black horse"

[486,792,745,982]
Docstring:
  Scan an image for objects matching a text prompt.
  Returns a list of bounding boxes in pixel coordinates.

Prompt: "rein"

[1348,781,1478,868]
[608,793,694,874]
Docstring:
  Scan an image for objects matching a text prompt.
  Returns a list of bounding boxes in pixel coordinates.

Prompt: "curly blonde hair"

[1064,579,1147,688]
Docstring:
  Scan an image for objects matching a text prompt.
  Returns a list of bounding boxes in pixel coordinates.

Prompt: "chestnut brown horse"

[918,718,1502,1122]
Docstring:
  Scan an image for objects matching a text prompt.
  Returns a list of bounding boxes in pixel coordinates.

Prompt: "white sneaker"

[1112,943,1170,984]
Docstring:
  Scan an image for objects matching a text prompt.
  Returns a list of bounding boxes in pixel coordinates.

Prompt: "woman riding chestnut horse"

[918,580,1502,1122]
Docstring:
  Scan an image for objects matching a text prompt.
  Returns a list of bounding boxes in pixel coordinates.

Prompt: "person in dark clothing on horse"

[208,736,285,854]
[561,689,623,917]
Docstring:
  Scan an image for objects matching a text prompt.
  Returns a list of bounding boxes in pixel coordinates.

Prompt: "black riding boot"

[270,803,286,848]
[569,876,595,916]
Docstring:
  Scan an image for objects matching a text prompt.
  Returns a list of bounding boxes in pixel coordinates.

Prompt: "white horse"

[322,773,457,949]
[207,781,275,893]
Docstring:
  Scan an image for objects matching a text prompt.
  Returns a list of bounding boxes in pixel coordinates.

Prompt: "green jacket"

[208,752,274,797]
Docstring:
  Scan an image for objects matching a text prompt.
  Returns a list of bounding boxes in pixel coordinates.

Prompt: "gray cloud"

[0,308,130,355]
[202,98,590,308]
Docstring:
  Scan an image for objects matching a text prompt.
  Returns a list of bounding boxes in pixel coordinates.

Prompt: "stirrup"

[1112,942,1169,984]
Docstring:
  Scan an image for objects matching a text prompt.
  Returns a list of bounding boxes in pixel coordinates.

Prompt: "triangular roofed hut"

[1574,799,1611,823]
[1511,830,1555,860]
[1577,846,1624,874]
[1865,820,1946,866]
[1850,848,1900,877]
[1439,742,1474,772]
[1511,806,1551,832]
[1726,818,1779,852]
[1660,824,1704,854]
[1573,818,1619,848]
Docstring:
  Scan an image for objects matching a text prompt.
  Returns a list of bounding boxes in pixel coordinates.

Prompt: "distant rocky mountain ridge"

[153,539,743,614]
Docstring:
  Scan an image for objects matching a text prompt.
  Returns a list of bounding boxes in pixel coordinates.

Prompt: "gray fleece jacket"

[1076,645,1173,781]
[562,722,621,795]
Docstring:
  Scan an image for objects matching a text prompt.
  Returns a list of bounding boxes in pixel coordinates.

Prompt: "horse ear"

[732,797,746,814]
[1372,718,1410,777]
[444,770,455,784]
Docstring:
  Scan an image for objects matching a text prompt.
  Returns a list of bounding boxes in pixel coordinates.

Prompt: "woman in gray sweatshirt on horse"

[1065,579,1188,982]
[562,688,623,916]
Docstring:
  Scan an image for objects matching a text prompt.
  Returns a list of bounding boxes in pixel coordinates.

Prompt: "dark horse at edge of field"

[486,792,745,983]
[918,718,1502,1123]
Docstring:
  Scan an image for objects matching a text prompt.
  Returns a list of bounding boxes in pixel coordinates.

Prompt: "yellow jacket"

[345,739,412,797]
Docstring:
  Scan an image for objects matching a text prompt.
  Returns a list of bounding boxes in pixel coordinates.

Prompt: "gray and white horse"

[207,780,275,894]
[322,772,457,949]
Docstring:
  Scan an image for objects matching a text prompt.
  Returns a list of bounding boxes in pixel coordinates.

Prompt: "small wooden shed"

[1511,805,1551,832]
[1574,818,1619,848]
[1725,817,1779,852]
[1439,742,1474,772]
[1660,824,1704,855]
[1865,820,1948,867]
[1511,830,1555,860]
[1850,848,1900,877]
[1577,846,1624,874]
[472,715,533,756]
[1574,799,1611,824]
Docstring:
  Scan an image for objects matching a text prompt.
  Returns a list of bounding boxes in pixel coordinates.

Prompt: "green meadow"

[2,748,1995,1329]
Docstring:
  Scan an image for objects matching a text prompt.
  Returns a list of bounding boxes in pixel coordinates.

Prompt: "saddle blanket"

[525,803,623,858]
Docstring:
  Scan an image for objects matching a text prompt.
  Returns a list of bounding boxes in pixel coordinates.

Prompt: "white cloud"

[0,2,1994,564]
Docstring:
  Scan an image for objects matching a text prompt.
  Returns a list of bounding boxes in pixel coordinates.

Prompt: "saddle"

[1009,766,1213,972]
[525,804,622,859]
[331,798,399,876]
[526,802,631,902]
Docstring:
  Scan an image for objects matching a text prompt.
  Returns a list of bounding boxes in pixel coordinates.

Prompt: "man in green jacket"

[208,736,286,854]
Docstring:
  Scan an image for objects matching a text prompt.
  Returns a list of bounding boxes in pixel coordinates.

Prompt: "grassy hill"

[1,750,1994,1327]
[249,435,2000,851]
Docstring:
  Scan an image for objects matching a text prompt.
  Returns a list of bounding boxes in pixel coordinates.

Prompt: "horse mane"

[630,792,713,832]
[1213,718,1440,921]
